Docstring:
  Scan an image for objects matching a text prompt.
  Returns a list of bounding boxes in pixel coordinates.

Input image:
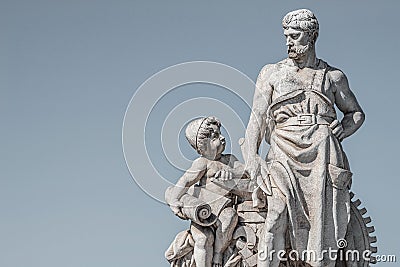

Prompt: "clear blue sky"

[1,1,399,266]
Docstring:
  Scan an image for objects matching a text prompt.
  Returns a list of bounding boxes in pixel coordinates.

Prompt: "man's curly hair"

[282,9,319,42]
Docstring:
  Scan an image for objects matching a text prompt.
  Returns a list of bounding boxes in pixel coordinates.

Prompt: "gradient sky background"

[2,1,400,266]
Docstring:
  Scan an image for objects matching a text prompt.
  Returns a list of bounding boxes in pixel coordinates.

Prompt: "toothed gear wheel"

[341,191,378,267]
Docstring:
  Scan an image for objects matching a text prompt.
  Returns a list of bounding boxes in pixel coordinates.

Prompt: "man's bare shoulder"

[261,59,288,72]
[258,59,288,78]
[326,65,347,85]
[258,64,273,77]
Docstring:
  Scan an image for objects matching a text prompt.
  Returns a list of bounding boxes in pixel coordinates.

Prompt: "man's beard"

[287,43,312,59]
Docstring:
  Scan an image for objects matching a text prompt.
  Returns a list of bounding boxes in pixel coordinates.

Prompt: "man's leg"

[258,187,287,267]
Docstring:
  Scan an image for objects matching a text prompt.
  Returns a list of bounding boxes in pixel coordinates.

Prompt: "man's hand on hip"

[330,119,345,141]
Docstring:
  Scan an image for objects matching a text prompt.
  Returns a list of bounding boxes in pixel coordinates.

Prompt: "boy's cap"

[185,117,207,152]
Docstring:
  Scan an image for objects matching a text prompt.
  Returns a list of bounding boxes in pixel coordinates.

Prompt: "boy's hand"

[169,200,188,220]
[215,169,233,180]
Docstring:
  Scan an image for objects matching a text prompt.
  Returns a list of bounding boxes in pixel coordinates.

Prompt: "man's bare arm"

[244,65,273,161]
[330,70,365,140]
[243,65,273,179]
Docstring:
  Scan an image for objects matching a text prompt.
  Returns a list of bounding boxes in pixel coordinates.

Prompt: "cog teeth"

[363,216,372,224]
[359,207,367,215]
[349,191,378,261]
[369,236,377,243]
[353,199,361,207]
[367,226,375,233]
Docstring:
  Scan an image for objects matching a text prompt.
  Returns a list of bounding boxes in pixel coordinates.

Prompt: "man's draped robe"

[264,59,352,266]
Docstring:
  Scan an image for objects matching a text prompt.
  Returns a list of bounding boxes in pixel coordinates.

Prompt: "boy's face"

[202,124,226,160]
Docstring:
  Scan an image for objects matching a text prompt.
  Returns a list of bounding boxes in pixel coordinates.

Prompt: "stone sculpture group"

[164,9,377,267]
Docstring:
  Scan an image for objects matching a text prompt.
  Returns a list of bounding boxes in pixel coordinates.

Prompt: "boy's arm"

[221,154,249,179]
[165,157,208,204]
[231,155,249,179]
[211,155,253,197]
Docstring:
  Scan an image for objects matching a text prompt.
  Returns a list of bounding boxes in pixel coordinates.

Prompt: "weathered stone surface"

[164,9,376,267]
